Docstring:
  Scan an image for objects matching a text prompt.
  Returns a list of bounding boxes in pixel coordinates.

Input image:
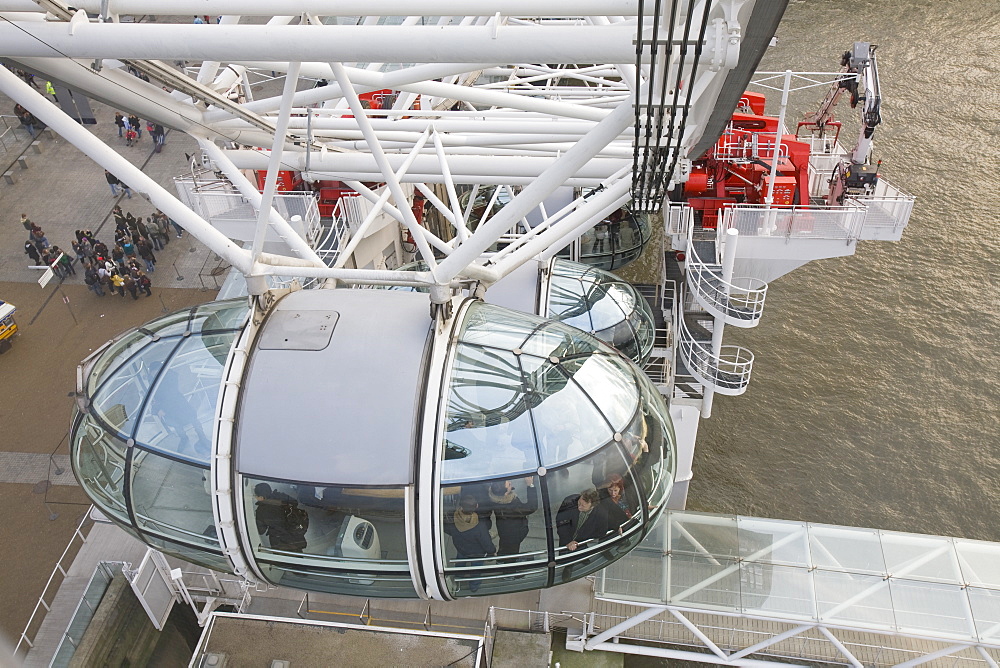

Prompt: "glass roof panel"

[587,283,630,332]
[518,354,613,467]
[968,587,1000,643]
[738,518,810,568]
[741,563,815,620]
[880,532,961,583]
[90,337,181,438]
[134,332,239,463]
[458,302,532,351]
[814,569,895,630]
[86,329,155,396]
[559,354,639,433]
[145,308,198,338]
[192,299,251,332]
[519,321,598,359]
[547,278,594,332]
[667,553,741,609]
[889,579,974,640]
[809,525,886,575]
[605,511,995,643]
[956,539,1000,589]
[441,345,539,482]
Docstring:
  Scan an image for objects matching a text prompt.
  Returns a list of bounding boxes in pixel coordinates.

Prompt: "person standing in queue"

[444,495,496,592]
[487,476,538,558]
[556,488,609,552]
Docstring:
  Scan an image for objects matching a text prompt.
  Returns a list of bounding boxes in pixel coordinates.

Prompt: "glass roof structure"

[385,258,656,365]
[71,291,676,599]
[598,510,1000,644]
[566,207,652,271]
[547,259,656,365]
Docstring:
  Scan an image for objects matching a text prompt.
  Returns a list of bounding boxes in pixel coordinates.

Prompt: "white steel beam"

[330,62,440,277]
[894,644,972,668]
[432,97,633,286]
[332,130,436,269]
[221,150,629,185]
[588,641,808,667]
[250,61,302,269]
[669,610,729,660]
[818,627,864,668]
[18,1,654,16]
[0,23,639,63]
[207,62,496,121]
[220,62,612,123]
[727,625,813,662]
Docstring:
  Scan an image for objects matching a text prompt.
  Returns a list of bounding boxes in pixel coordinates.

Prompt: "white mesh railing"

[664,202,692,236]
[685,232,766,328]
[722,203,867,240]
[676,318,753,396]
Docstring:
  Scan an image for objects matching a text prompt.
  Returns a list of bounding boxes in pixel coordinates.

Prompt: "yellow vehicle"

[0,300,17,354]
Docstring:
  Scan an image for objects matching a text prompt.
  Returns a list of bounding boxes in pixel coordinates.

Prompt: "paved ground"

[0,87,221,647]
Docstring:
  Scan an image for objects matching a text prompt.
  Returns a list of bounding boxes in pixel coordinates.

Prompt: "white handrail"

[676,318,753,396]
[685,240,766,328]
[16,507,96,659]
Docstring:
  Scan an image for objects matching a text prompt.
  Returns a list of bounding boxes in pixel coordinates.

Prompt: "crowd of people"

[19,204,187,301]
[113,112,165,149]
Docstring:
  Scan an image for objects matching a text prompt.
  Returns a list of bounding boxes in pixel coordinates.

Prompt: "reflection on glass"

[890,579,972,638]
[86,332,152,396]
[437,300,675,596]
[129,448,217,549]
[72,299,250,576]
[547,259,656,364]
[134,334,238,463]
[90,338,174,439]
[441,475,548,596]
[143,533,231,573]
[72,411,129,522]
[578,208,651,271]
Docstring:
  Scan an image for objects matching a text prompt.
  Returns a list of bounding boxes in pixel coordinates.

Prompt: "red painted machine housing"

[682,91,814,225]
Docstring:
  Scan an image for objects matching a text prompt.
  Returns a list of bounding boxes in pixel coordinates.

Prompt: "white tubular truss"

[0,4,754,296]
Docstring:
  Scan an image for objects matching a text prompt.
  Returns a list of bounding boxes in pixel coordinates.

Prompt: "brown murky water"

[685,0,1000,540]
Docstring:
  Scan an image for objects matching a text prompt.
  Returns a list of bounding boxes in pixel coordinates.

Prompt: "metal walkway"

[577,510,1000,666]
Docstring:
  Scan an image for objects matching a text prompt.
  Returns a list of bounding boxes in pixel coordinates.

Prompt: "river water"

[685,0,1000,540]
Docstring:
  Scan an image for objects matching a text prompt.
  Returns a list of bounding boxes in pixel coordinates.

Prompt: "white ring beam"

[5,1,653,16]
[0,23,640,63]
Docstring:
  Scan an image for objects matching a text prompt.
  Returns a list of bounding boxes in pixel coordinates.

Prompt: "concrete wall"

[69,574,162,667]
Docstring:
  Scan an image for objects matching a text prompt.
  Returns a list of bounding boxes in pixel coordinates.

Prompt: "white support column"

[342,180,454,258]
[250,60,301,274]
[331,62,441,277]
[434,98,635,285]
[206,62,497,122]
[431,129,470,243]
[763,70,792,208]
[894,644,971,668]
[727,624,814,662]
[703,228,739,418]
[668,610,729,660]
[818,627,864,668]
[332,129,434,270]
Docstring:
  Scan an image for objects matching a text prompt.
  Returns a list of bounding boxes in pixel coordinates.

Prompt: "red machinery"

[253,169,302,193]
[682,91,812,228]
